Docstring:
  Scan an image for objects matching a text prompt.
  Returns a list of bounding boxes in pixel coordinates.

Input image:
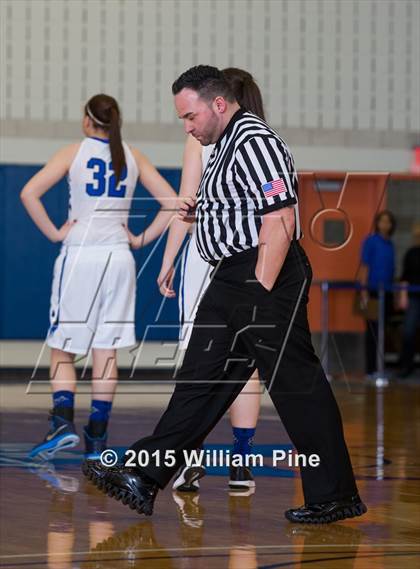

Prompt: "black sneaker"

[82,458,110,486]
[83,427,107,461]
[229,465,255,490]
[285,494,367,524]
[172,465,206,492]
[83,461,158,516]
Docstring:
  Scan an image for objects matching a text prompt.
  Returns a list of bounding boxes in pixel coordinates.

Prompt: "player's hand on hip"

[53,220,76,242]
[123,224,143,249]
[158,265,176,298]
[177,196,196,223]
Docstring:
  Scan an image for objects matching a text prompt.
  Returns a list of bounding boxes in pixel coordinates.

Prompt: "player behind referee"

[84,66,367,525]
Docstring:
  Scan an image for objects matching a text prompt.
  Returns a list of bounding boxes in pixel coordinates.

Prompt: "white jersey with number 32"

[64,137,138,246]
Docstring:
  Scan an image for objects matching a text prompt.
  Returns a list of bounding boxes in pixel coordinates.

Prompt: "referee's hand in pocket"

[178,196,196,223]
[158,265,176,298]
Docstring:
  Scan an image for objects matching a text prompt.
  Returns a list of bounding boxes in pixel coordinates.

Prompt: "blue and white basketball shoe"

[29,412,80,460]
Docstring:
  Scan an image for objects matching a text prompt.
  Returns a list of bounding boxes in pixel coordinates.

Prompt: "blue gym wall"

[0,165,183,341]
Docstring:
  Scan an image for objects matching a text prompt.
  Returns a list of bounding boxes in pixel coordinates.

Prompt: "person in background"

[359,210,396,378]
[397,222,420,378]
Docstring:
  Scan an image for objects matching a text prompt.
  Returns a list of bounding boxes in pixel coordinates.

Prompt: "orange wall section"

[298,172,388,333]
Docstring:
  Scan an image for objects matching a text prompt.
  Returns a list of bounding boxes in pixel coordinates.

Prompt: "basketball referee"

[84,66,367,524]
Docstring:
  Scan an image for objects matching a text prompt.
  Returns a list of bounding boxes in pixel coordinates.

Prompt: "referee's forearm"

[256,208,295,291]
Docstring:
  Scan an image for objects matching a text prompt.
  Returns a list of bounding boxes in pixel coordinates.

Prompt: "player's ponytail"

[222,68,266,121]
[108,106,126,185]
[85,94,126,185]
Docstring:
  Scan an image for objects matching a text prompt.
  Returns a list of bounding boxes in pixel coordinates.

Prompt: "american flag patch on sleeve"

[261,178,288,200]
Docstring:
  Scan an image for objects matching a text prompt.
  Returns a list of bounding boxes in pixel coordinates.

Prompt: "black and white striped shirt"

[195,109,301,263]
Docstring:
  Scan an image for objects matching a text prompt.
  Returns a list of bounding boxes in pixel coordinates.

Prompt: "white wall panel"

[356,0,371,130]
[141,0,158,122]
[321,1,335,129]
[302,0,319,129]
[283,0,300,128]
[1,0,418,144]
[84,1,103,107]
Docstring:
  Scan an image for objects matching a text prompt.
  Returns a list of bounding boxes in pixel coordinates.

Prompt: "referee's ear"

[214,96,227,114]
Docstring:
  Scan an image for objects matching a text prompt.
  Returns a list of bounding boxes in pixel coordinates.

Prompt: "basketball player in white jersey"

[157,69,266,492]
[21,94,177,461]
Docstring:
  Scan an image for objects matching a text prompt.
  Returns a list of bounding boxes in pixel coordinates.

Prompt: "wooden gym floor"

[0,377,419,568]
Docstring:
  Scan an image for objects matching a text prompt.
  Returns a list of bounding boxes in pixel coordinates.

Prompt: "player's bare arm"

[158,135,202,298]
[123,147,178,249]
[20,144,80,242]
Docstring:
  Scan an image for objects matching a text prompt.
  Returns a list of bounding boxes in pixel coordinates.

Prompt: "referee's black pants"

[131,242,358,504]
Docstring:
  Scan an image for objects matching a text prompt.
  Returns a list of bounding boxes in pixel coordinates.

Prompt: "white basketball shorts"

[178,231,213,350]
[47,243,136,354]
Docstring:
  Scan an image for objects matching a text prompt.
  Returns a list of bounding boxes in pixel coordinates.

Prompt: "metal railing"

[315,280,420,380]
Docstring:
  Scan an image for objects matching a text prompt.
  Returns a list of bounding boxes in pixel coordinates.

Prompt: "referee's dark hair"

[172,65,236,103]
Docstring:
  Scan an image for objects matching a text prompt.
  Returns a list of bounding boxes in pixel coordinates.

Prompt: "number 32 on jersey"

[85,158,127,198]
